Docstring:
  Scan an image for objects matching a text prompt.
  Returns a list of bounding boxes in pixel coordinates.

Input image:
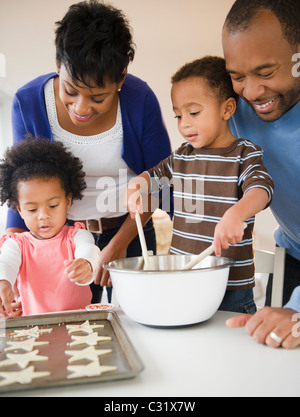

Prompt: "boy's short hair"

[171,56,239,102]
[224,0,300,49]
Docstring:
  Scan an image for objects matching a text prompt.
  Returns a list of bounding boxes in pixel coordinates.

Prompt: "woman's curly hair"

[0,136,86,209]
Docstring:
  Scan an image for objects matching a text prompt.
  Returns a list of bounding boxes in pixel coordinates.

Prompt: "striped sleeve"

[147,151,175,193]
[238,140,274,207]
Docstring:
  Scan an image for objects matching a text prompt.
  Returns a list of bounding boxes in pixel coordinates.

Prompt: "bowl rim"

[104,254,235,274]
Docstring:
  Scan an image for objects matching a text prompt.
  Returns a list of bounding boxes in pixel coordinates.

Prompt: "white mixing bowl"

[104,255,234,327]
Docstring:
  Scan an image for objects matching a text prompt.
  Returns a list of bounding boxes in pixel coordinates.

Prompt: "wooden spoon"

[135,212,151,270]
[182,223,248,271]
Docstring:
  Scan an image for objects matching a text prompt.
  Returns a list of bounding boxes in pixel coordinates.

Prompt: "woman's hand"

[94,241,127,287]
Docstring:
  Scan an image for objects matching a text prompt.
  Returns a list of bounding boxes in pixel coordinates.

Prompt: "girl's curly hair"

[0,136,86,209]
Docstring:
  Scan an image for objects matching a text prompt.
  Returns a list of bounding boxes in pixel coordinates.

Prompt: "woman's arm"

[141,89,172,170]
[7,77,54,232]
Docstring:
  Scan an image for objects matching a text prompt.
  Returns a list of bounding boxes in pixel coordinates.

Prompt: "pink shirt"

[0,224,92,316]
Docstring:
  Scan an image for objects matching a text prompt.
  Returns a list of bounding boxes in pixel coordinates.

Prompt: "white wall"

[0,0,278,248]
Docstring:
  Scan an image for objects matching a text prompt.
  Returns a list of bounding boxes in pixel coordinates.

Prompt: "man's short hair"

[224,0,300,48]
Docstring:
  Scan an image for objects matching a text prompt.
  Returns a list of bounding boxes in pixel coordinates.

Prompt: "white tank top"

[44,78,135,220]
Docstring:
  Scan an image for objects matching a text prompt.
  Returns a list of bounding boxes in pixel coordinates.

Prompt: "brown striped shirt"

[147,139,274,290]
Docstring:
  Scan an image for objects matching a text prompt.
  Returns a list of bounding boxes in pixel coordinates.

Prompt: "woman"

[7,0,171,303]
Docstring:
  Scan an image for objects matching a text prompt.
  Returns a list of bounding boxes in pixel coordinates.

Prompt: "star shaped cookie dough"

[69,332,111,347]
[13,326,53,339]
[0,350,48,370]
[66,321,104,335]
[67,361,117,379]
[65,346,112,364]
[5,338,49,353]
[0,366,50,387]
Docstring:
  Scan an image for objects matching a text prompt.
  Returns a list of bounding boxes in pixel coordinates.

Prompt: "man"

[222,0,300,348]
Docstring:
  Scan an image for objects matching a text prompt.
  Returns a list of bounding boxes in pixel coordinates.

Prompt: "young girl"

[0,137,100,317]
[124,56,275,314]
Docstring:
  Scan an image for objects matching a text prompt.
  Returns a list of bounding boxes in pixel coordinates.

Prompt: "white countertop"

[5,308,299,398]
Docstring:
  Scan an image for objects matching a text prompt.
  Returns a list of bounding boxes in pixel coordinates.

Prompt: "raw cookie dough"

[0,366,50,387]
[69,332,111,347]
[65,346,112,363]
[66,321,104,335]
[67,362,117,379]
[0,350,48,369]
[13,326,53,339]
[5,339,49,353]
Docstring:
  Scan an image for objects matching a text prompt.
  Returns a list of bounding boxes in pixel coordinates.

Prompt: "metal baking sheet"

[0,310,144,394]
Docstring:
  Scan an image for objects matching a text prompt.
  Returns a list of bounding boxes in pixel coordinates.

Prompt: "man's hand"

[226,306,300,349]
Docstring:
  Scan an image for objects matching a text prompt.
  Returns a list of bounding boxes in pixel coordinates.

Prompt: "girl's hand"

[0,281,17,317]
[64,259,93,285]
[7,300,22,318]
[214,212,245,257]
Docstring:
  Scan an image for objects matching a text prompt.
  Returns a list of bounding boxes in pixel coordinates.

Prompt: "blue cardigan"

[8,73,172,229]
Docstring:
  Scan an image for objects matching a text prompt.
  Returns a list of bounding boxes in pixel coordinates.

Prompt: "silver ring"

[269,331,283,344]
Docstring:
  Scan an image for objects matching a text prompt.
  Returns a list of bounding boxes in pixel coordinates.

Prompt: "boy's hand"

[64,259,93,285]
[0,280,17,317]
[214,187,269,257]
[214,212,245,257]
[123,181,143,220]
[123,173,151,220]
